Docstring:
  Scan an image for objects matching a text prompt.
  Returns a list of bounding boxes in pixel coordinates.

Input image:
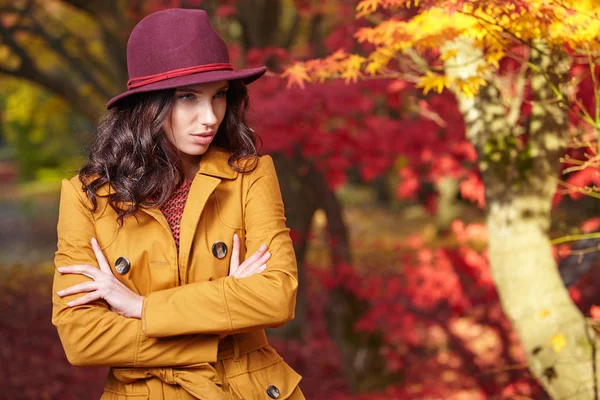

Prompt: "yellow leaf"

[455,76,487,98]
[365,47,394,75]
[346,54,366,70]
[440,49,458,61]
[356,0,380,17]
[549,333,567,353]
[355,27,378,44]
[416,72,451,94]
[539,309,550,318]
[281,64,312,89]
[486,50,504,68]
[341,68,361,83]
[313,68,331,83]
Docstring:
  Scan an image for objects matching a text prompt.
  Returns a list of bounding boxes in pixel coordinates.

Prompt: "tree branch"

[26,14,112,99]
[59,0,114,16]
[0,14,36,74]
[34,5,121,90]
[60,0,128,87]
[0,17,101,122]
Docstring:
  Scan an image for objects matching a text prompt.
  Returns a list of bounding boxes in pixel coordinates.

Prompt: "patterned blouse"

[159,179,193,249]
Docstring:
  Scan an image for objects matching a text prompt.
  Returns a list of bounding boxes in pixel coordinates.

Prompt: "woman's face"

[163,80,229,159]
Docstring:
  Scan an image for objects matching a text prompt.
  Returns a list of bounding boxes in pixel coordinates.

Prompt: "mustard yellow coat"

[51,146,302,399]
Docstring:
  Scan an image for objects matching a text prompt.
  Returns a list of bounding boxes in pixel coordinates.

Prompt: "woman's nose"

[198,102,218,126]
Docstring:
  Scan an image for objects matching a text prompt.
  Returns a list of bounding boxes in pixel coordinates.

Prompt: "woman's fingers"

[240,244,268,268]
[234,250,271,279]
[65,290,103,307]
[228,237,269,278]
[91,237,112,274]
[56,257,145,318]
[229,233,241,276]
[57,281,98,297]
[57,265,101,280]
[235,263,267,279]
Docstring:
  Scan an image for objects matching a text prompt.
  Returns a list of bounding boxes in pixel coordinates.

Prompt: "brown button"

[266,385,280,399]
[212,242,228,259]
[115,257,131,275]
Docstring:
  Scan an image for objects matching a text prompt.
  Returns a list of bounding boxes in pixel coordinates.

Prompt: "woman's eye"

[177,93,196,101]
[214,90,227,99]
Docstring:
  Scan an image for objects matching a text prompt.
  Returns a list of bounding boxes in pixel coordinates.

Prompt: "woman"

[51,8,303,400]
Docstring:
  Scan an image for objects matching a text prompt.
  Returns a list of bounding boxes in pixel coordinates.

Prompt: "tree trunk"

[269,152,316,338]
[436,176,462,231]
[236,4,389,390]
[271,151,389,392]
[488,189,599,397]
[445,38,600,398]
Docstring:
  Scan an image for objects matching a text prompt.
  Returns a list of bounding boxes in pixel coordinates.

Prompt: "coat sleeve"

[142,156,298,337]
[52,178,218,367]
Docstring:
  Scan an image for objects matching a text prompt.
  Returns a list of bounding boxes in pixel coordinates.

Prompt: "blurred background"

[2,0,600,399]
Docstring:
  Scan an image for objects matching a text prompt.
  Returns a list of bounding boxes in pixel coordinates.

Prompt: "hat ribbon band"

[127,63,233,89]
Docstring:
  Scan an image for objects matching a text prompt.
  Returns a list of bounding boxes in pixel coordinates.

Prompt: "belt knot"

[112,364,225,399]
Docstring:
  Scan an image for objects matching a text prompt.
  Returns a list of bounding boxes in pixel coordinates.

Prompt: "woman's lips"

[190,132,214,145]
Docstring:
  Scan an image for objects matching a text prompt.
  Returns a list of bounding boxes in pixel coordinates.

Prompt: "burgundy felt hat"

[106,8,267,109]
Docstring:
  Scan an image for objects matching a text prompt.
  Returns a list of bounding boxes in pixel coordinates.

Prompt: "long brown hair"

[79,80,260,224]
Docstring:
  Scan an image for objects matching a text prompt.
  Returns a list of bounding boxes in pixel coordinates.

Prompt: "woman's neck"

[179,154,201,181]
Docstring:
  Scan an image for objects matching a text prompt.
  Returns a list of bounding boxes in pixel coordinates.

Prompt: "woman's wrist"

[134,295,145,319]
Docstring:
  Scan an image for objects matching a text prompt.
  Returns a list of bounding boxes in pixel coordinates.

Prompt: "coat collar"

[197,145,238,179]
[91,145,238,196]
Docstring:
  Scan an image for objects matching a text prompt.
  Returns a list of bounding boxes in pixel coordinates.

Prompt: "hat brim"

[106,66,267,109]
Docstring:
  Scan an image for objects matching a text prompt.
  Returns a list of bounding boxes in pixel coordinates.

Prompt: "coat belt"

[113,364,224,400]
[111,331,269,399]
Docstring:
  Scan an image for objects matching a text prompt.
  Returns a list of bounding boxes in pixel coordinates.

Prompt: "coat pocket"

[225,346,303,400]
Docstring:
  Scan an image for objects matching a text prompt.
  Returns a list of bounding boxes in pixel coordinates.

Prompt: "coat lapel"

[142,208,173,246]
[178,146,238,284]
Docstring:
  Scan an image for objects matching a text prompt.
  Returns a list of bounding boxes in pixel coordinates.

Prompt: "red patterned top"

[159,179,193,249]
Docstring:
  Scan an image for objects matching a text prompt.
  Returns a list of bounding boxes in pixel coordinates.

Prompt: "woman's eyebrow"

[176,84,230,93]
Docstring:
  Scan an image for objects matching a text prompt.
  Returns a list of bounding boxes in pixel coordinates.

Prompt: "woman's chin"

[181,144,210,157]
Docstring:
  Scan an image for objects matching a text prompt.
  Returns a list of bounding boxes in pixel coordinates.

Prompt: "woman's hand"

[229,233,270,279]
[56,237,145,319]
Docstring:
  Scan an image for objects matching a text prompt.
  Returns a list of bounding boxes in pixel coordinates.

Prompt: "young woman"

[51,8,303,400]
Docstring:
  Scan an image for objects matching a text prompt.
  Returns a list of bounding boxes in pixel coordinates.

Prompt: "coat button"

[211,242,228,259]
[115,257,131,275]
[266,385,280,399]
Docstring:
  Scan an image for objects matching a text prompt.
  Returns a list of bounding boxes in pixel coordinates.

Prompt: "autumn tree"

[286,0,600,397]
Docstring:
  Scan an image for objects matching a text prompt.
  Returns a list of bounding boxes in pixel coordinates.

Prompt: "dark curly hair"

[79,80,260,224]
